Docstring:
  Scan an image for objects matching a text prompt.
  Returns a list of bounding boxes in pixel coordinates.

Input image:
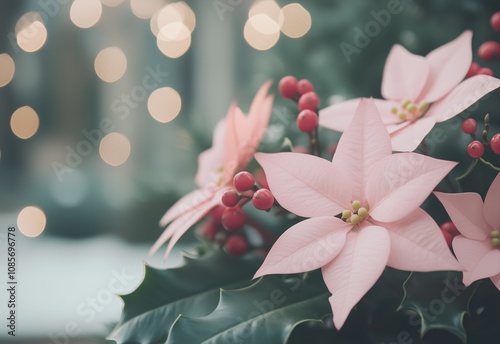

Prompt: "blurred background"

[0,0,499,342]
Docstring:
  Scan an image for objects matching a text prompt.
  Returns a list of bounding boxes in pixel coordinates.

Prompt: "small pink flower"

[320,31,500,151]
[149,82,273,259]
[254,98,461,329]
[435,173,500,290]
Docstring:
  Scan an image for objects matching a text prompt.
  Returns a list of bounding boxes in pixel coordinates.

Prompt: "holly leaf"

[107,249,261,344]
[398,271,478,342]
[166,272,331,344]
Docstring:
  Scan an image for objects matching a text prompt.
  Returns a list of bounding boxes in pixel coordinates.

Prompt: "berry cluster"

[467,12,500,77]
[278,76,320,133]
[462,115,500,158]
[198,171,275,257]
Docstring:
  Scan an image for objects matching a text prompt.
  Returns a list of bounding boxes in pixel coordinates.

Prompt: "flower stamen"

[341,200,369,225]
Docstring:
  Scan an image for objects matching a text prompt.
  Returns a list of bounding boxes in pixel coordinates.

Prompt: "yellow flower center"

[341,200,369,225]
[490,230,500,248]
[391,99,429,122]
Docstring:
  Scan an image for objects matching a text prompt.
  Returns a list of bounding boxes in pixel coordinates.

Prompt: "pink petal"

[425,75,500,123]
[490,274,500,291]
[367,153,456,223]
[255,152,351,217]
[253,217,351,277]
[150,196,217,258]
[387,121,411,134]
[389,116,437,152]
[452,236,491,286]
[381,45,430,102]
[484,173,500,230]
[468,249,500,285]
[418,31,473,103]
[434,191,490,240]
[223,101,241,179]
[195,120,226,188]
[248,80,273,125]
[322,226,390,329]
[320,99,401,133]
[332,98,392,201]
[384,208,462,271]
[158,186,217,227]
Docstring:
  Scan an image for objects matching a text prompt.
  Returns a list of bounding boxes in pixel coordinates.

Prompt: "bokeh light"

[94,47,127,83]
[280,3,311,38]
[130,0,165,19]
[0,53,15,87]
[70,0,103,29]
[11,106,40,139]
[151,2,195,38]
[244,18,280,50]
[16,20,47,53]
[249,0,282,28]
[99,133,131,166]
[17,206,47,238]
[147,87,182,123]
[157,23,191,58]
[100,0,125,7]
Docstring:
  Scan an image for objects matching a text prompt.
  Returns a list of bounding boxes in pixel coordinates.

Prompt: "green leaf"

[398,271,479,343]
[166,273,331,344]
[108,249,261,344]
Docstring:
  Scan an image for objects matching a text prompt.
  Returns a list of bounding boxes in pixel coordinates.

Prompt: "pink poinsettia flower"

[320,31,500,151]
[149,81,274,259]
[435,173,500,290]
[254,98,462,329]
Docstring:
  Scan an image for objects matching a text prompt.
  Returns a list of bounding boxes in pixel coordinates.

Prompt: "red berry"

[478,41,500,61]
[221,206,246,231]
[198,221,218,240]
[254,169,269,190]
[490,133,500,154]
[467,140,485,159]
[298,91,320,111]
[441,229,453,248]
[209,205,225,225]
[221,190,239,207]
[297,109,318,132]
[466,62,480,78]
[278,76,298,99]
[252,189,274,210]
[461,118,477,134]
[233,171,255,192]
[440,221,460,237]
[491,12,500,31]
[225,235,249,256]
[297,79,314,95]
[476,67,494,77]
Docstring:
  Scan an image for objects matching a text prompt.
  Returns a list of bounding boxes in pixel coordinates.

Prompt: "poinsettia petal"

[468,249,500,285]
[452,236,492,286]
[150,197,216,258]
[332,98,392,201]
[195,120,226,188]
[319,98,360,132]
[384,208,462,271]
[367,153,456,223]
[389,116,436,152]
[484,173,500,230]
[434,191,490,240]
[223,101,241,179]
[253,217,351,277]
[381,44,430,102]
[425,75,500,123]
[159,186,217,227]
[387,121,411,134]
[255,152,351,217]
[248,80,273,125]
[418,31,472,103]
[491,274,500,291]
[322,226,390,329]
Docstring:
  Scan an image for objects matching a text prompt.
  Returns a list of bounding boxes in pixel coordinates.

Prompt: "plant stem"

[455,159,478,189]
[479,158,500,172]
